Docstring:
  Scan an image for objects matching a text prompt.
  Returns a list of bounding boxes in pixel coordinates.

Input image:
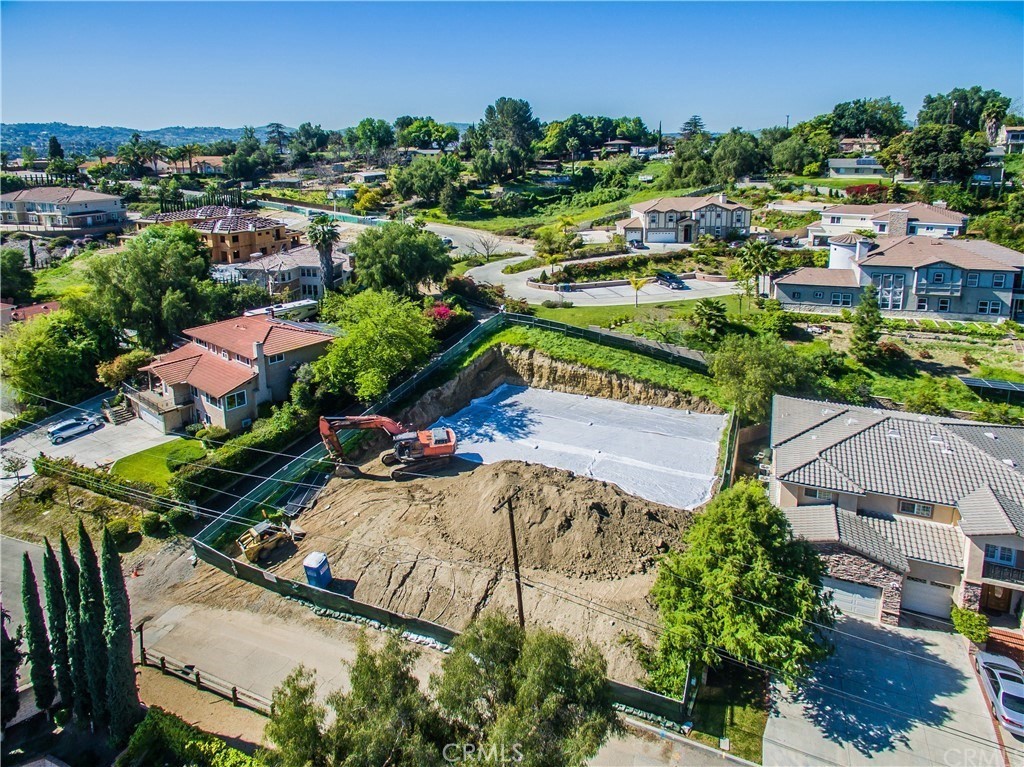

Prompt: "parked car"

[779,236,795,247]
[729,241,745,249]
[47,414,104,444]
[654,271,687,290]
[976,652,1024,736]
[441,237,455,249]
[628,239,647,250]
[755,234,778,244]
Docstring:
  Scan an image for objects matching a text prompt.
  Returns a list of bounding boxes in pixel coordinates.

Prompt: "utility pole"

[495,491,525,629]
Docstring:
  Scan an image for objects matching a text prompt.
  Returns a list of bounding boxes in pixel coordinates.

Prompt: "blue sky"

[2,2,1021,131]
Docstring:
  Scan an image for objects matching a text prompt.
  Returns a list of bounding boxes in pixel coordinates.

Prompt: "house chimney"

[888,208,909,238]
[253,340,272,405]
[718,192,727,204]
[268,305,275,319]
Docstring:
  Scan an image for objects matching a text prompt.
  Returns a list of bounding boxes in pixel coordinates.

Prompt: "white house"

[807,202,967,246]
[615,193,752,244]
[0,187,127,232]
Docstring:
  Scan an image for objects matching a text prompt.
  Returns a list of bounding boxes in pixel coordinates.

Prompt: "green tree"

[350,222,450,297]
[60,533,90,722]
[96,349,153,390]
[661,133,714,188]
[42,539,73,714]
[737,238,779,297]
[21,554,57,714]
[0,309,105,406]
[0,607,23,733]
[711,129,762,182]
[307,216,341,298]
[314,290,436,401]
[77,522,108,731]
[101,529,141,744]
[21,145,38,168]
[690,298,727,338]
[877,124,989,183]
[1,248,34,303]
[627,275,646,308]
[352,117,396,162]
[648,481,834,695]
[390,155,460,203]
[433,613,614,767]
[478,97,542,179]
[265,666,326,767]
[680,115,707,139]
[771,135,822,174]
[917,86,1011,132]
[830,97,906,141]
[850,283,882,363]
[710,334,809,422]
[85,223,210,349]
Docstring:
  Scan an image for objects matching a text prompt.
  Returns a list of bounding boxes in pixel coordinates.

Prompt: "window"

[937,298,950,312]
[267,353,285,365]
[932,272,945,284]
[224,390,247,410]
[994,274,1007,288]
[792,291,802,300]
[831,292,852,307]
[805,488,834,502]
[830,216,841,224]
[916,297,928,311]
[813,291,824,299]
[899,500,933,518]
[967,273,979,287]
[978,300,991,314]
[235,355,251,366]
[876,223,887,233]
[232,235,239,243]
[986,545,1015,565]
[203,392,220,407]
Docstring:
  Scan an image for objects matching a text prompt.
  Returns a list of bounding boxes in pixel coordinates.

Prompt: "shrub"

[119,706,260,767]
[962,352,979,367]
[164,506,194,532]
[33,454,163,510]
[0,404,50,438]
[49,236,72,250]
[165,441,206,473]
[917,349,933,359]
[199,425,230,449]
[139,511,165,536]
[877,340,908,361]
[951,606,990,644]
[184,423,204,437]
[105,518,132,545]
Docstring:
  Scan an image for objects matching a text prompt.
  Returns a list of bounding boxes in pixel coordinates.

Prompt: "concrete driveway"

[763,617,1004,767]
[0,392,177,497]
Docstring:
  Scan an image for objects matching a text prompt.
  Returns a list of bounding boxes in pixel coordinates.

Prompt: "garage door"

[901,577,954,619]
[646,231,677,243]
[822,577,882,619]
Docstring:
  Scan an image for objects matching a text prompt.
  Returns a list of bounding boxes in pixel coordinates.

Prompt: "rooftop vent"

[918,415,929,421]
[821,408,835,415]
[928,435,945,444]
[887,429,901,439]
[942,448,954,455]
[985,432,998,440]
[1003,459,1018,468]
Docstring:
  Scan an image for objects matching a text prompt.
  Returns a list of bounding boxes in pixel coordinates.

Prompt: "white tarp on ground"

[433,384,727,509]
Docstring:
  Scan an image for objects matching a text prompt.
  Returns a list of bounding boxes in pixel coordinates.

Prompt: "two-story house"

[192,216,300,264]
[615,193,752,244]
[997,125,1024,155]
[807,201,967,245]
[769,395,1024,626]
[234,244,350,300]
[772,235,1024,321]
[0,187,127,233]
[126,314,335,433]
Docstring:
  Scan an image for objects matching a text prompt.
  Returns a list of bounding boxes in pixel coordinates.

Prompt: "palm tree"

[182,143,202,174]
[307,216,341,298]
[738,238,779,300]
[627,274,647,308]
[163,146,182,174]
[566,137,580,175]
[691,298,727,337]
[91,146,109,165]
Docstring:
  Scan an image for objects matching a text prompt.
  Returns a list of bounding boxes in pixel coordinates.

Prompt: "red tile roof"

[10,301,61,322]
[184,314,334,358]
[141,342,257,399]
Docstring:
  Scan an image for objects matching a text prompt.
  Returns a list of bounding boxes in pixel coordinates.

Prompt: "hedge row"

[117,706,259,767]
[33,454,165,511]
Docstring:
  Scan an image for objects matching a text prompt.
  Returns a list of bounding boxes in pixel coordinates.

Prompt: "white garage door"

[646,231,677,243]
[901,577,954,619]
[822,577,882,619]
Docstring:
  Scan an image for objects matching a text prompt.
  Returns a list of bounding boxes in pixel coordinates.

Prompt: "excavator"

[319,415,458,479]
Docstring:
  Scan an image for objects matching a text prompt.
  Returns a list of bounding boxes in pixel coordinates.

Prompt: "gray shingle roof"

[784,505,840,541]
[957,485,1018,536]
[784,505,909,572]
[858,512,964,568]
[772,395,1024,514]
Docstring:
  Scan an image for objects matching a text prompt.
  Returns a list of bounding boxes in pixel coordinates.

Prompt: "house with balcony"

[772,235,1024,321]
[125,314,335,433]
[615,193,751,244]
[838,136,882,154]
[807,201,967,245]
[234,243,350,300]
[997,125,1024,154]
[769,395,1024,626]
[0,187,127,233]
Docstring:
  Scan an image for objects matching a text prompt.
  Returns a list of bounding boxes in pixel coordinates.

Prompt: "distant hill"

[0,123,287,154]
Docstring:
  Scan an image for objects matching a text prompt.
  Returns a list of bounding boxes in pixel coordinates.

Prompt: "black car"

[629,239,648,250]
[655,271,687,290]
[779,236,795,247]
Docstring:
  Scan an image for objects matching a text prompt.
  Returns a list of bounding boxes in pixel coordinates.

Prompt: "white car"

[976,651,1024,736]
[47,414,104,444]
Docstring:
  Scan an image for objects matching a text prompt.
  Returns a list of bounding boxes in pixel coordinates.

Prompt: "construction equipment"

[236,520,294,563]
[319,415,457,479]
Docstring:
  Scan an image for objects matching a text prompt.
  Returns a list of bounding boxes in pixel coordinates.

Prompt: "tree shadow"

[783,618,967,757]
[439,387,541,445]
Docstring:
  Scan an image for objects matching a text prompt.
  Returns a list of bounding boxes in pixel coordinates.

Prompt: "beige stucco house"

[615,193,751,244]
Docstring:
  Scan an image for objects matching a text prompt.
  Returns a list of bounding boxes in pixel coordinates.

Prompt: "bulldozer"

[236,520,296,563]
[319,415,457,479]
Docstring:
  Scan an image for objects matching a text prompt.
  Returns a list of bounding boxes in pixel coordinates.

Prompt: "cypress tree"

[42,539,73,713]
[0,608,23,733]
[60,532,90,723]
[77,521,108,731]
[21,553,57,713]
[101,529,140,744]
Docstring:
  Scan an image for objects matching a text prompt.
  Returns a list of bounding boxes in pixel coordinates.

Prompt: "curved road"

[466,253,739,306]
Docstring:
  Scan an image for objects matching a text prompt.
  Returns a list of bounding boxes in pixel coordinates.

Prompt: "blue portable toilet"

[303,551,332,589]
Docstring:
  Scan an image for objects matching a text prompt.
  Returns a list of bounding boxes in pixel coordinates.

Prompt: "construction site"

[220,343,729,682]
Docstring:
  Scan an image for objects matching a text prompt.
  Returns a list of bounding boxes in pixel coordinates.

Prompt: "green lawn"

[33,247,115,300]
[532,293,754,328]
[783,175,919,190]
[688,665,769,763]
[111,437,207,490]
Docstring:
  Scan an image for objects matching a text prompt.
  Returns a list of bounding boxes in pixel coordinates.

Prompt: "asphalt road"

[423,222,534,257]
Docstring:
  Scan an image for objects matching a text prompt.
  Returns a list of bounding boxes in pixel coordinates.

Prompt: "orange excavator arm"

[319,415,409,458]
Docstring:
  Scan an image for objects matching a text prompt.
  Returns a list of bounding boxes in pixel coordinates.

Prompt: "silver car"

[47,414,104,444]
[976,651,1024,736]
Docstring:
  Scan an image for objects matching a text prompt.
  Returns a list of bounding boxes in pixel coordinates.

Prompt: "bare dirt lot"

[266,458,694,682]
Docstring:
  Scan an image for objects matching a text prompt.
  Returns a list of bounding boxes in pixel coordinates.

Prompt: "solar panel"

[957,376,1024,393]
